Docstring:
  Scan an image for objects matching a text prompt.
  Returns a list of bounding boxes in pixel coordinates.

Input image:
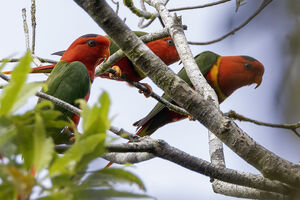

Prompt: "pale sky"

[0,1,298,200]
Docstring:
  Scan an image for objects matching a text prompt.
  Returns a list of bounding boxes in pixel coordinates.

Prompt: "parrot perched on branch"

[104,51,264,168]
[5,32,179,96]
[133,51,264,136]
[39,34,110,135]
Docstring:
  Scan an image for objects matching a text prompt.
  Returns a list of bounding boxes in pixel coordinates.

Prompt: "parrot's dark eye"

[166,39,174,46]
[87,40,96,47]
[244,63,252,70]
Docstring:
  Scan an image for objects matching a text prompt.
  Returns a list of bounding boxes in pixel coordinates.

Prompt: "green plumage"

[134,51,219,136]
[40,61,90,120]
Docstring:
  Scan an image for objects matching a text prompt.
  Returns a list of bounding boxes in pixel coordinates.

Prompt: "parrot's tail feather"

[2,71,12,74]
[104,161,114,168]
[30,64,56,73]
[2,64,56,74]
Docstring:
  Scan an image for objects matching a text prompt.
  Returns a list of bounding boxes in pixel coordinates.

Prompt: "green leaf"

[0,182,17,200]
[49,134,106,176]
[83,168,146,191]
[0,51,32,116]
[12,81,42,113]
[0,116,17,157]
[17,112,54,172]
[0,58,9,72]
[99,91,110,122]
[3,166,34,199]
[37,192,71,200]
[73,189,150,200]
[32,113,54,172]
[79,92,110,138]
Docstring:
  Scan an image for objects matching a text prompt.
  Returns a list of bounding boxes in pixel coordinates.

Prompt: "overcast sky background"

[0,1,299,199]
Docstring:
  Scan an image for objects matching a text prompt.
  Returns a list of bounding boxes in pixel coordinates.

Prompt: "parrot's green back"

[41,61,90,120]
[107,31,148,55]
[134,51,220,135]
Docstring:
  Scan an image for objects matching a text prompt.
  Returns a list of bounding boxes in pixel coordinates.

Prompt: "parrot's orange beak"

[254,75,262,89]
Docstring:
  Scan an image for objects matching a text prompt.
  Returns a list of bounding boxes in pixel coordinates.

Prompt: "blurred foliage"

[0,53,148,200]
[281,1,300,121]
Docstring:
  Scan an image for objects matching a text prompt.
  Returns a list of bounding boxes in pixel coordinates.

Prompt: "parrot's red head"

[218,55,264,97]
[147,37,179,65]
[61,34,110,80]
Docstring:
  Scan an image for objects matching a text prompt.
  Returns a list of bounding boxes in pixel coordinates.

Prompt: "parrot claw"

[139,83,152,98]
[109,65,122,79]
[188,115,195,121]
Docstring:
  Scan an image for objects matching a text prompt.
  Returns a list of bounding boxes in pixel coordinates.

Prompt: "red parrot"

[39,34,110,137]
[99,32,179,83]
[133,51,264,136]
[104,51,264,168]
[5,32,179,95]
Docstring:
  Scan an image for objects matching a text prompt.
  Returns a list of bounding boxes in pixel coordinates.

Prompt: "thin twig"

[124,0,155,19]
[138,0,169,28]
[22,8,30,50]
[168,0,231,12]
[0,57,57,64]
[31,0,37,54]
[109,125,140,142]
[188,0,273,45]
[111,0,119,14]
[235,0,247,12]
[226,110,300,137]
[107,68,189,116]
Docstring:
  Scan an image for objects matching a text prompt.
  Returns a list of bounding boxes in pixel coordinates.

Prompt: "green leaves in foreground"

[0,51,42,116]
[0,55,148,199]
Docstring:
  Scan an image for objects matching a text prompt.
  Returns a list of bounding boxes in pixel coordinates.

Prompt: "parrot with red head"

[6,32,179,95]
[39,34,110,143]
[104,51,264,168]
[133,51,264,136]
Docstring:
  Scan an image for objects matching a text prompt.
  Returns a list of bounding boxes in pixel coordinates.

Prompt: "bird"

[133,51,265,136]
[104,50,264,168]
[6,31,179,97]
[38,34,110,144]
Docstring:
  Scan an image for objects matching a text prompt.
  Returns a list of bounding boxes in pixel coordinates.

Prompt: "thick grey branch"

[55,135,292,196]
[74,0,300,187]
[213,181,287,200]
[104,137,292,196]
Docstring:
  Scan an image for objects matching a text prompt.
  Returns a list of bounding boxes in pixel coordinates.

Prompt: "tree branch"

[168,0,231,12]
[123,0,155,19]
[0,57,57,64]
[188,0,273,45]
[22,8,30,50]
[107,68,189,116]
[73,0,300,187]
[95,28,170,75]
[55,133,292,196]
[31,0,37,54]
[226,110,300,137]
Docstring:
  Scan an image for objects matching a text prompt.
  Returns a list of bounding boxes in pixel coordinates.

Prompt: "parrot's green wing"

[107,31,148,55]
[134,51,220,129]
[40,61,90,120]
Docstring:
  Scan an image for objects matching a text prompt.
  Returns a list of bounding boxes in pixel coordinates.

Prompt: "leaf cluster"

[0,53,148,200]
